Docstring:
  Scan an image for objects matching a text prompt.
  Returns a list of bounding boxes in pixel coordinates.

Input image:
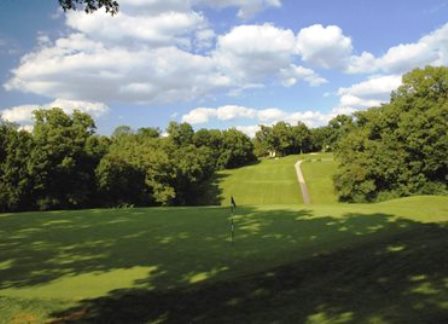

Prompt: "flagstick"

[231,213,234,244]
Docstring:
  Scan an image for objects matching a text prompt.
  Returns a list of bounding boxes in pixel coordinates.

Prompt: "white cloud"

[347,22,448,74]
[182,105,256,124]
[296,24,353,69]
[195,0,282,19]
[6,20,326,104]
[333,74,402,115]
[18,125,34,133]
[214,24,296,82]
[281,64,327,87]
[1,99,108,124]
[213,24,324,88]
[66,9,205,48]
[5,34,229,103]
[182,105,332,129]
[235,125,260,138]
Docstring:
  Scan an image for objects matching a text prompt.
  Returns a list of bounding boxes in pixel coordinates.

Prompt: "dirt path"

[295,160,311,204]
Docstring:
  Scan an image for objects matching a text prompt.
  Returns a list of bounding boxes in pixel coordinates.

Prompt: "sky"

[1,0,447,136]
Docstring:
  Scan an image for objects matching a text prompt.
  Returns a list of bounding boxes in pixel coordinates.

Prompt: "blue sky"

[1,0,447,136]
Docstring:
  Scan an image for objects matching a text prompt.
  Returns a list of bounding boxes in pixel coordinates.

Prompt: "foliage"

[334,66,448,202]
[58,0,119,15]
[254,121,312,157]
[0,109,261,211]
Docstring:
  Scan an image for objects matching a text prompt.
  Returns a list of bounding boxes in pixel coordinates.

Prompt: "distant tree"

[58,0,119,15]
[167,122,194,147]
[193,128,224,168]
[291,122,312,153]
[137,127,160,139]
[220,128,257,168]
[112,125,133,139]
[254,125,277,157]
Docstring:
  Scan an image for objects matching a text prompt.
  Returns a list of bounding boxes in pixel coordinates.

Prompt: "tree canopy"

[58,0,119,14]
[334,66,448,202]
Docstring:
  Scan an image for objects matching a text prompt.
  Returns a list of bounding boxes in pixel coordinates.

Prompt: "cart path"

[295,160,311,204]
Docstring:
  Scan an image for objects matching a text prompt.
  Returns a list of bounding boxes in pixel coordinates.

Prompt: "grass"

[217,155,302,206]
[1,153,447,322]
[216,152,338,206]
[0,196,447,322]
[300,152,339,204]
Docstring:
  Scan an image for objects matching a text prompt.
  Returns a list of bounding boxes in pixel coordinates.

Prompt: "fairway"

[1,197,448,322]
[218,155,302,205]
[300,152,339,204]
[217,153,338,205]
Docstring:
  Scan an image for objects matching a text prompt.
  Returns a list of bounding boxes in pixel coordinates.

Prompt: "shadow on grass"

[0,207,447,323]
[191,173,227,206]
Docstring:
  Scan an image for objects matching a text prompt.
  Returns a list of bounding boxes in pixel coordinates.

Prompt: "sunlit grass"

[0,196,447,322]
[218,155,302,205]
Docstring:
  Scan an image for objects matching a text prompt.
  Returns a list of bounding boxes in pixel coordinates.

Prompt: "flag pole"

[230,196,236,244]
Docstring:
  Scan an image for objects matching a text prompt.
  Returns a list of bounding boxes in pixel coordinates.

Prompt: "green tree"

[219,128,257,168]
[0,121,34,211]
[30,108,99,210]
[167,122,194,147]
[334,66,448,202]
[58,0,119,14]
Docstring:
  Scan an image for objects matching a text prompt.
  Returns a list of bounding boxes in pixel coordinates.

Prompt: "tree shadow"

[191,173,228,206]
[0,207,447,322]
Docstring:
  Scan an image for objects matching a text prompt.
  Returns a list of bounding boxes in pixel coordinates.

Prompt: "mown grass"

[217,155,302,205]
[1,196,447,322]
[217,152,337,206]
[300,152,338,204]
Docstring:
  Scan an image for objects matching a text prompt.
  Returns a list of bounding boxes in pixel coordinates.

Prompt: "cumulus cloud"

[347,22,448,74]
[296,24,353,69]
[66,8,205,48]
[280,64,327,86]
[5,34,229,103]
[332,74,402,115]
[182,105,332,130]
[214,24,296,82]
[1,99,108,124]
[6,21,325,104]
[195,0,282,19]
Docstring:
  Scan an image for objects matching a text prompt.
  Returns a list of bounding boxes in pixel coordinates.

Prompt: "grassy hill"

[218,152,337,206]
[1,196,448,322]
[1,153,447,322]
[217,154,302,205]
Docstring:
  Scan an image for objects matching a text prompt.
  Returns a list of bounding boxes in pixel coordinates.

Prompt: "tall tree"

[58,0,119,14]
[30,108,98,209]
[334,66,448,202]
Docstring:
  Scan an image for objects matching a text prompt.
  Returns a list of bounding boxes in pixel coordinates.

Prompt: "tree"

[58,0,119,15]
[334,66,448,202]
[30,108,99,210]
[291,122,312,153]
[219,128,257,168]
[167,122,194,147]
[0,121,34,211]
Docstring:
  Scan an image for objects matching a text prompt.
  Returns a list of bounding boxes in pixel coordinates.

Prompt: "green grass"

[1,196,447,322]
[217,152,337,206]
[217,155,302,205]
[300,152,338,204]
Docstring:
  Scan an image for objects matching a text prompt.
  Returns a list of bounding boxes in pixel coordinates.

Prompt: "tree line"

[0,112,256,212]
[1,66,445,211]
[334,66,448,202]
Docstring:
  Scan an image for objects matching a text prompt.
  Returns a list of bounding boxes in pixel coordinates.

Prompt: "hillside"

[217,154,302,205]
[217,152,337,206]
[1,196,447,322]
